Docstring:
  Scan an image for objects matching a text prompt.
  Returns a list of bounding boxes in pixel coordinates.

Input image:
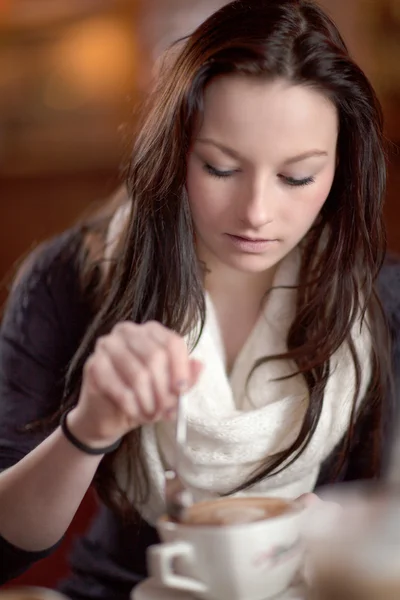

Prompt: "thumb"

[189,359,203,387]
[296,493,322,507]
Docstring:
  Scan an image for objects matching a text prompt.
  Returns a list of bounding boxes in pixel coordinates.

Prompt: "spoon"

[164,394,193,522]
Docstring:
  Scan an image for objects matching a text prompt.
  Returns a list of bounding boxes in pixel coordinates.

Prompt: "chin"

[225,255,281,274]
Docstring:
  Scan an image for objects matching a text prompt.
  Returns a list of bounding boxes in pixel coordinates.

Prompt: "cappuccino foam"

[180,496,293,527]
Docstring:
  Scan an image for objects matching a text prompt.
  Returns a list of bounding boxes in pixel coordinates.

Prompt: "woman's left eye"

[281,175,315,187]
[203,164,236,179]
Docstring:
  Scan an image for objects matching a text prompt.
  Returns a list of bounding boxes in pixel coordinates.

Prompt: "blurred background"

[0,0,399,590]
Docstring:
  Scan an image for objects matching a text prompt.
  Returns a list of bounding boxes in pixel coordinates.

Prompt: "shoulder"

[11,227,83,292]
[0,229,93,468]
[1,227,92,361]
[377,254,400,405]
[377,253,400,329]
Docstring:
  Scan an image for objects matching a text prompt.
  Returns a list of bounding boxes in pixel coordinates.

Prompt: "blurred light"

[1,0,112,29]
[44,16,136,110]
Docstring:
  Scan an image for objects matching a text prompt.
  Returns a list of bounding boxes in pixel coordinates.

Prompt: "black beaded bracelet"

[60,409,122,456]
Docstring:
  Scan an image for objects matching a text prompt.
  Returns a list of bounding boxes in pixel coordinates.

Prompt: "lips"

[231,235,277,242]
[225,234,279,254]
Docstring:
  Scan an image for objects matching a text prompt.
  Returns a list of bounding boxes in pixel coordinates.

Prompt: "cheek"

[315,168,335,205]
[299,170,335,218]
[186,165,206,224]
[308,182,331,214]
[279,173,334,231]
[186,177,214,228]
[187,169,231,226]
[189,190,227,232]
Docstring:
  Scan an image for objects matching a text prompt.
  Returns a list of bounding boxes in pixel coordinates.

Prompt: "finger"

[110,324,180,416]
[113,329,168,413]
[189,359,203,387]
[104,336,167,420]
[107,332,180,418]
[119,321,191,395]
[146,323,191,394]
[125,331,179,413]
[296,493,322,507]
[84,352,139,422]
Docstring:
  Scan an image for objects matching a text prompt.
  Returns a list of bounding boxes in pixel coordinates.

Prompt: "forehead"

[196,75,338,161]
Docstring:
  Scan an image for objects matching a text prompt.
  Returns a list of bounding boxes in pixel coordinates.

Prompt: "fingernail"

[176,380,188,393]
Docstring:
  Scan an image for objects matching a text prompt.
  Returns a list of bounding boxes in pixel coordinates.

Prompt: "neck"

[204,261,277,308]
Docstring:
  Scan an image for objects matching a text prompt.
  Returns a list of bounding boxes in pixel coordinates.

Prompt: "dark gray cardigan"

[0,230,399,600]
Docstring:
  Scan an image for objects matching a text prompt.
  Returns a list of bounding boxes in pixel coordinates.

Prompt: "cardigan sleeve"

[0,230,92,582]
[317,256,400,486]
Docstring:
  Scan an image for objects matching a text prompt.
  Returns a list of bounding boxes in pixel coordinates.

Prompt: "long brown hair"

[64,0,388,516]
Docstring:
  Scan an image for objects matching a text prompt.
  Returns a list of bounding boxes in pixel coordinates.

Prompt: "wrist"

[61,408,122,455]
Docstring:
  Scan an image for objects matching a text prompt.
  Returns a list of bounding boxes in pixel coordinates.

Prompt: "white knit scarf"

[107,205,372,525]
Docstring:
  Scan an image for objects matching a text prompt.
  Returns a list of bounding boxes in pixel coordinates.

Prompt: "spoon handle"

[176,394,187,448]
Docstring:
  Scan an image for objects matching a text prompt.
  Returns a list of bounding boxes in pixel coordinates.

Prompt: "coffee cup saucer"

[131,577,306,600]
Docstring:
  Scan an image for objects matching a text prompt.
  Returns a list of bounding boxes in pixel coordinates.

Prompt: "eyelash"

[204,164,235,179]
[203,164,315,187]
[282,175,315,187]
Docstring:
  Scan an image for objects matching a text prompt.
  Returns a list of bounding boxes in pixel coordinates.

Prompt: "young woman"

[0,0,399,598]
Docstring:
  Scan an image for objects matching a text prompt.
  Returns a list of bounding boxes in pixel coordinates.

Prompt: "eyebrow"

[284,150,328,164]
[196,138,328,164]
[196,138,242,160]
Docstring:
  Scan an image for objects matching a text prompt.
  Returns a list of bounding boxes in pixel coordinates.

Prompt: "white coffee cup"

[148,496,306,600]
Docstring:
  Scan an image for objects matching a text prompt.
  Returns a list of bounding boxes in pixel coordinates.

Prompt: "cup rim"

[158,496,305,532]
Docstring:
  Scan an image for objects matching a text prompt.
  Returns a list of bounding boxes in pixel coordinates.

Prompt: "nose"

[237,174,273,229]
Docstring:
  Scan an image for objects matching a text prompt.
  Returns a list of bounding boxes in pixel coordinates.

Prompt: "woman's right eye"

[203,164,236,179]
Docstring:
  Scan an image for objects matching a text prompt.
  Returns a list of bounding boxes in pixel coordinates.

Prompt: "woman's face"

[186,75,338,276]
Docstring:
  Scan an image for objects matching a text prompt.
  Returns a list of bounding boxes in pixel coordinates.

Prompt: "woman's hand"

[66,321,202,448]
[297,493,322,507]
[297,492,343,541]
